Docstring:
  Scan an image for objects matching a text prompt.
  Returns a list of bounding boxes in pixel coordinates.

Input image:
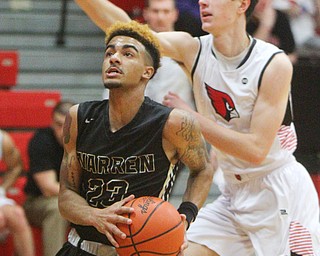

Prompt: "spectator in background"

[0,129,35,256]
[247,0,298,64]
[175,0,207,36]
[273,0,320,46]
[143,0,196,109]
[23,100,74,256]
[143,0,177,32]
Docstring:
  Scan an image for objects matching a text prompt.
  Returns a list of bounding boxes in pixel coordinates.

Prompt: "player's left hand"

[177,214,188,256]
[162,92,193,112]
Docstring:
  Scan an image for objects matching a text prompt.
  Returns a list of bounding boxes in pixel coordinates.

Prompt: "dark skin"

[58,36,213,253]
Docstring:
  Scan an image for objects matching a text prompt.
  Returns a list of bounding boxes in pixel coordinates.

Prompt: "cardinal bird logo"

[205,83,240,122]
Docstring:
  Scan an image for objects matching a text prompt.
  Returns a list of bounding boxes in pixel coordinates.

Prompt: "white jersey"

[145,57,196,109]
[188,34,320,256]
[192,34,296,175]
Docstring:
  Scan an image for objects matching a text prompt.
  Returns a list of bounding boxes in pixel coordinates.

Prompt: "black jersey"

[73,97,180,244]
[24,128,63,196]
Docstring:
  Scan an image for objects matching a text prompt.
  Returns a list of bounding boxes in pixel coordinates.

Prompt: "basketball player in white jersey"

[74,0,320,255]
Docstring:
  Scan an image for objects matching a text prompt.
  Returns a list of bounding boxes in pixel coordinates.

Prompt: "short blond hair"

[105,21,161,77]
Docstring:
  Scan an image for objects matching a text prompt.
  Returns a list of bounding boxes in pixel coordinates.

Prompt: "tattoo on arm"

[177,115,208,170]
[176,115,196,142]
[68,155,78,190]
[61,151,79,192]
[63,113,72,144]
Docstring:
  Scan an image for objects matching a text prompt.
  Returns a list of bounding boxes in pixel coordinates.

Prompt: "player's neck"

[108,92,145,132]
[213,31,250,58]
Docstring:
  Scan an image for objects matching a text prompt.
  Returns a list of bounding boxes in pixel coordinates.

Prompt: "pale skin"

[0,130,35,256]
[58,36,213,253]
[74,0,294,255]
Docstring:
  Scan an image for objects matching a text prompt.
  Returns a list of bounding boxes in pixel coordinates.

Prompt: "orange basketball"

[115,196,185,256]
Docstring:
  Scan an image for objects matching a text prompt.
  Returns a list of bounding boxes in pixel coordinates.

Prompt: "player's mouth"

[201,11,212,20]
[106,66,123,78]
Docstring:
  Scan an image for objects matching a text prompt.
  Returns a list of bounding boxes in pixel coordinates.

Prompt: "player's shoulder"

[264,49,293,76]
[165,108,199,135]
[253,38,292,70]
[254,38,283,55]
[77,100,106,110]
[75,100,107,119]
[168,107,193,121]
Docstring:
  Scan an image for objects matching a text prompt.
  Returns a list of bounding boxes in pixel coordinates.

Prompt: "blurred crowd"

[1,0,320,255]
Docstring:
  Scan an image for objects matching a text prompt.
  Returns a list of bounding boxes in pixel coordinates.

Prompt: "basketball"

[115,196,185,256]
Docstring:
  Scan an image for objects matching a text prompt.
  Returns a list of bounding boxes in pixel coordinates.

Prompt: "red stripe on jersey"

[289,220,314,256]
[277,124,297,153]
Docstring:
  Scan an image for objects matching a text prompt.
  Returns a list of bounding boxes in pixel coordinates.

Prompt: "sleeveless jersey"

[73,97,179,244]
[192,34,296,175]
[145,56,196,110]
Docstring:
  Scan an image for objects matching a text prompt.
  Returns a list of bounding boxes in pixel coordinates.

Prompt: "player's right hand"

[92,194,135,247]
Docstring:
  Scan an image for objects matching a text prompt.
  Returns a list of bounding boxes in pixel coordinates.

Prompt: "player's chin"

[200,19,212,33]
[104,82,121,89]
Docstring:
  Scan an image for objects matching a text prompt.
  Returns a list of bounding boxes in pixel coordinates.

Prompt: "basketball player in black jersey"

[56,21,213,256]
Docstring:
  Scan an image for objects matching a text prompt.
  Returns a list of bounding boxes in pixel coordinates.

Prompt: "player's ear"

[238,0,250,15]
[143,66,154,79]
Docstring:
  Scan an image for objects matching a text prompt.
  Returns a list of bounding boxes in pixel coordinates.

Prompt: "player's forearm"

[75,0,131,32]
[191,110,270,164]
[179,165,213,229]
[1,165,22,190]
[182,164,214,209]
[39,182,60,197]
[58,188,96,226]
[2,148,23,189]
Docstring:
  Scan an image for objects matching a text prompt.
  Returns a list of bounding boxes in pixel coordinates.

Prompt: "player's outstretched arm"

[75,0,131,32]
[74,0,199,71]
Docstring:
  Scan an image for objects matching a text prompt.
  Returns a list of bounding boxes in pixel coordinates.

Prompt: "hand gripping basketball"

[115,196,185,256]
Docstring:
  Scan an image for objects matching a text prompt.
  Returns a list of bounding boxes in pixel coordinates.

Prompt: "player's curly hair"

[105,21,161,78]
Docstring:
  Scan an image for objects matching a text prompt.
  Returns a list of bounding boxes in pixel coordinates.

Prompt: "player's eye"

[124,51,134,57]
[105,51,113,57]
